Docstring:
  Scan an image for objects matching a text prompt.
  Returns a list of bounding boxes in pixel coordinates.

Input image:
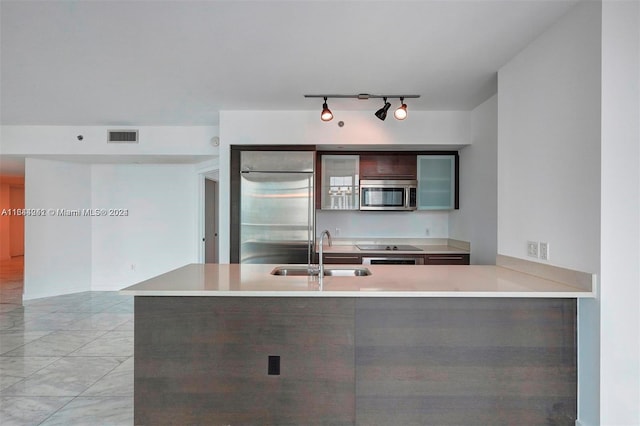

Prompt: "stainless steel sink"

[270,267,317,276]
[324,268,371,276]
[270,266,371,277]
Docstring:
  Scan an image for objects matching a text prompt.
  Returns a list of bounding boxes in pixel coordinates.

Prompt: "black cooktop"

[356,244,423,252]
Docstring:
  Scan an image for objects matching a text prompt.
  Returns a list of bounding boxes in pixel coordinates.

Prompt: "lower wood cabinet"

[135,296,577,425]
[322,253,362,264]
[319,252,469,265]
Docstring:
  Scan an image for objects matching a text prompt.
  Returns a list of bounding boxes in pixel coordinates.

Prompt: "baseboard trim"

[23,287,88,301]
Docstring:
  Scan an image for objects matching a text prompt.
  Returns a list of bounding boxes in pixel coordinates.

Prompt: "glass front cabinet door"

[320,155,359,210]
[417,155,456,210]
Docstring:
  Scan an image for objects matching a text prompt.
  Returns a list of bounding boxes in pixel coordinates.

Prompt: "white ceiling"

[0,0,579,126]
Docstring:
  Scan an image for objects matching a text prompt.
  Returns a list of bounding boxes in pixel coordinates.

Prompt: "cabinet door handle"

[363,174,415,179]
[427,256,464,260]
[324,256,360,260]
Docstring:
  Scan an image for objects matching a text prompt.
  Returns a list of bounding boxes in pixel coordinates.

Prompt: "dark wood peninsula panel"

[135,297,355,425]
[355,298,576,425]
[134,296,576,425]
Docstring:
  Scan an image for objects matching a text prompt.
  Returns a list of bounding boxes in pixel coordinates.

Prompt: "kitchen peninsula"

[122,259,594,425]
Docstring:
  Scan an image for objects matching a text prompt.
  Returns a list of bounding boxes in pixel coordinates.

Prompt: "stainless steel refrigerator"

[239,150,314,264]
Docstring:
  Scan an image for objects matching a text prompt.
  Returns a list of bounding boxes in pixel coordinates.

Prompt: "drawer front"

[323,254,362,264]
[424,254,470,265]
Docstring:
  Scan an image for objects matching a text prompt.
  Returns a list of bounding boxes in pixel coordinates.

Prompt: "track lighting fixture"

[320,97,333,122]
[304,93,419,122]
[394,97,408,120]
[374,97,391,121]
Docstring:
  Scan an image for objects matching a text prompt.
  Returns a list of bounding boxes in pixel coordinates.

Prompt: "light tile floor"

[0,258,134,425]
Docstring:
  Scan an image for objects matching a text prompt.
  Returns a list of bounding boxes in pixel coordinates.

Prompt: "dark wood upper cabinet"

[359,154,417,179]
[316,150,459,210]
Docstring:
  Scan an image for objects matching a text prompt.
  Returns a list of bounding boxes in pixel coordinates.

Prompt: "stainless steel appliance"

[358,244,424,264]
[240,151,314,264]
[359,179,417,211]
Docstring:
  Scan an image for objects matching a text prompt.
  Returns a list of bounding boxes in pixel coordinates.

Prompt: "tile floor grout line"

[78,360,132,399]
[65,329,129,357]
[35,395,79,426]
[0,330,56,356]
[0,355,63,381]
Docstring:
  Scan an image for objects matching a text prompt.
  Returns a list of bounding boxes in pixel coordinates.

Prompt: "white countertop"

[120,263,595,298]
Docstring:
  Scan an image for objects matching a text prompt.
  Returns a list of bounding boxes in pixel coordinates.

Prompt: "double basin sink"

[271,266,371,277]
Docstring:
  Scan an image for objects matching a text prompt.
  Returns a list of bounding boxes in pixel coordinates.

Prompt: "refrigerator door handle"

[307,174,313,269]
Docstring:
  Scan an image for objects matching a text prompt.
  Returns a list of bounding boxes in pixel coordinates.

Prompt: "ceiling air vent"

[108,130,139,143]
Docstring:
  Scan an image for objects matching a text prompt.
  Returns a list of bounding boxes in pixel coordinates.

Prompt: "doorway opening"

[1,175,25,307]
[202,174,219,263]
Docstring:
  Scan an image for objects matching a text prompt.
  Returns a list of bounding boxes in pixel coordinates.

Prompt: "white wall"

[22,160,200,297]
[218,110,471,262]
[497,2,602,424]
[24,158,92,299]
[91,164,199,291]
[316,210,449,239]
[8,125,217,297]
[1,125,219,156]
[449,95,497,264]
[497,0,601,272]
[600,0,640,423]
[219,110,470,149]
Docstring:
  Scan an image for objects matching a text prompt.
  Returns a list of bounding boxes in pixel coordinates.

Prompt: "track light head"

[375,98,391,121]
[394,98,408,120]
[320,97,333,122]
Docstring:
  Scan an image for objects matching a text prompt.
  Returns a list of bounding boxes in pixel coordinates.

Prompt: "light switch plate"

[527,241,539,258]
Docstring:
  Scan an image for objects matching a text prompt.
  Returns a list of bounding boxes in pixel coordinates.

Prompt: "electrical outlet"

[268,355,280,375]
[540,242,549,260]
[335,227,341,237]
[527,241,539,258]
[425,227,430,236]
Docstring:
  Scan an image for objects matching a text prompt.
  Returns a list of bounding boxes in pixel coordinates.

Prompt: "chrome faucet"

[318,229,332,280]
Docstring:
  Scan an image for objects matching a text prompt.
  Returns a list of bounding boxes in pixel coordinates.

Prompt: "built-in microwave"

[359,179,417,211]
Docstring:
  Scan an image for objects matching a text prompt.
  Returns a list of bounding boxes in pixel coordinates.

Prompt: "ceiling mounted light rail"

[304,93,420,122]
